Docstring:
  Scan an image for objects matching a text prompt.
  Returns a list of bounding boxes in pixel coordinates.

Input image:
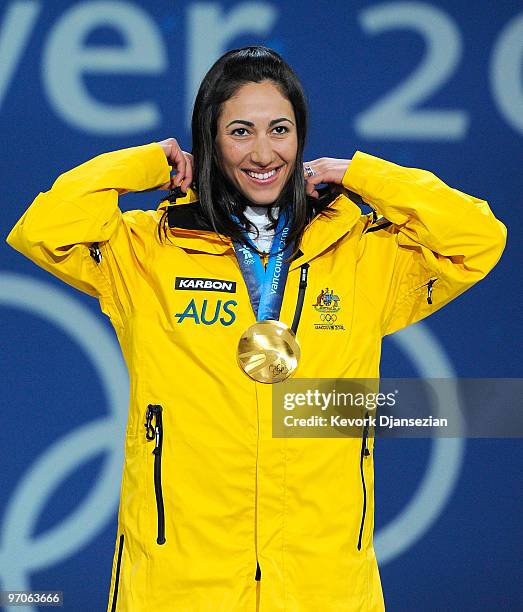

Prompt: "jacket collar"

[289,193,361,270]
[157,188,362,268]
[157,188,232,255]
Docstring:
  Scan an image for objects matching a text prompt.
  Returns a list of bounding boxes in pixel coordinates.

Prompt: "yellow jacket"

[6,143,506,611]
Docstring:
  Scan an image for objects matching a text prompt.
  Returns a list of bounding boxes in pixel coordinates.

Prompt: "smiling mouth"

[241,165,283,185]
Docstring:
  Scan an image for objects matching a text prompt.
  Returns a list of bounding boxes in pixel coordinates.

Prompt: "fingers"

[157,138,195,192]
[169,150,193,193]
[303,157,352,195]
[178,152,193,192]
[169,145,186,182]
[303,159,321,199]
[304,177,318,199]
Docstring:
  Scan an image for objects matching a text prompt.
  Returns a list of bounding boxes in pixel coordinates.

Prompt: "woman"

[6,46,506,611]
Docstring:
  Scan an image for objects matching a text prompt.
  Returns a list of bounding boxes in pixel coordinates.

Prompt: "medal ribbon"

[232,211,294,320]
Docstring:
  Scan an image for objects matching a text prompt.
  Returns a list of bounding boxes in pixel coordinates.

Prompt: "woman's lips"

[241,165,283,186]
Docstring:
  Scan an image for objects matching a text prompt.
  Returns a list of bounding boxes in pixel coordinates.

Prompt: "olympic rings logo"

[320,313,337,322]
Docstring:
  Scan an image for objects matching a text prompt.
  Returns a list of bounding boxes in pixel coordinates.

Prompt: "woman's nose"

[250,136,274,166]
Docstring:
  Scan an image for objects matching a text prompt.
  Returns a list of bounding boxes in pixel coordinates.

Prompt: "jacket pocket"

[357,414,371,551]
[145,404,166,545]
[110,533,124,612]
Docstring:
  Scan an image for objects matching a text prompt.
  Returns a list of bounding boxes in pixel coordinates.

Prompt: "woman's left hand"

[303,157,352,198]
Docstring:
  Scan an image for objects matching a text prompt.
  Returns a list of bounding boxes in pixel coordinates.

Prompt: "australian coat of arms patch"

[312,288,345,330]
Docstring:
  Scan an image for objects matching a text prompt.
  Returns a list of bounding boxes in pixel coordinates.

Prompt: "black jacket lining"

[167,203,214,231]
[166,203,303,260]
[166,183,343,232]
[365,221,393,233]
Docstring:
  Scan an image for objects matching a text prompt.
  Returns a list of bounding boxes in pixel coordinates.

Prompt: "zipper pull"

[89,242,102,264]
[299,262,310,288]
[148,405,163,455]
[167,186,186,203]
[144,405,156,441]
[427,279,436,305]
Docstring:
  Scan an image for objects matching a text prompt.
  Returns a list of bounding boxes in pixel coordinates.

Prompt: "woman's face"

[215,80,298,206]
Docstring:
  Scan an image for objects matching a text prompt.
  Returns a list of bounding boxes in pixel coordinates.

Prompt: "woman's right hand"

[157,138,193,193]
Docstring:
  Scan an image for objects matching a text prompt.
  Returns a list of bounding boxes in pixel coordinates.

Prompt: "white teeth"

[245,168,277,180]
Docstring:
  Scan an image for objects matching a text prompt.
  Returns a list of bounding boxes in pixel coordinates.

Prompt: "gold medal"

[237,320,300,384]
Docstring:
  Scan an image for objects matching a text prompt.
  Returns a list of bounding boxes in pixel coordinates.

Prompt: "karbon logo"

[175,277,237,293]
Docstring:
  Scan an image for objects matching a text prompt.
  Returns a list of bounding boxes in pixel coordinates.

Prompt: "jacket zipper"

[357,414,371,551]
[110,533,124,612]
[254,398,261,582]
[145,404,166,545]
[291,262,310,334]
[426,278,437,304]
[408,277,439,305]
[89,242,102,264]
[252,262,310,580]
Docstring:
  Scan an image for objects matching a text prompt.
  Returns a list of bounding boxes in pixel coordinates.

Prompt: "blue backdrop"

[1,1,521,610]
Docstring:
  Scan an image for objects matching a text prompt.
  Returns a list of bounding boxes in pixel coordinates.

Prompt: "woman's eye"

[273,126,288,134]
[232,128,248,136]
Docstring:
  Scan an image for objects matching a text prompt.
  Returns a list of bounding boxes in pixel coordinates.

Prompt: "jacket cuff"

[341,151,397,205]
[135,142,172,190]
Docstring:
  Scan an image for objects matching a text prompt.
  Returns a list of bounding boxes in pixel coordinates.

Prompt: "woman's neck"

[243,205,279,253]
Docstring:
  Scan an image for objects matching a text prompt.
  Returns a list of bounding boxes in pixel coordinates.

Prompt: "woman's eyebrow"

[225,117,295,128]
[269,117,294,127]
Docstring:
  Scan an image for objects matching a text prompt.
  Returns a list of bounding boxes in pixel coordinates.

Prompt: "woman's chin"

[238,189,282,207]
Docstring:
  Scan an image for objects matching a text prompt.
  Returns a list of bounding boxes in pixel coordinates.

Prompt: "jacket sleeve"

[6,142,171,328]
[342,151,507,336]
